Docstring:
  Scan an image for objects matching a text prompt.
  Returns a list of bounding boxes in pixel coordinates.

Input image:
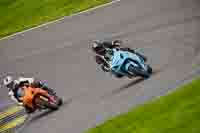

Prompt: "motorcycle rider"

[91,40,147,78]
[3,76,55,113]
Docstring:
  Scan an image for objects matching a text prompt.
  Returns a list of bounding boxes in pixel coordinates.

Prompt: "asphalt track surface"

[0,0,200,132]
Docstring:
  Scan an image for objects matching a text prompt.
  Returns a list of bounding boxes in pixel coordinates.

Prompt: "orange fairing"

[21,86,49,109]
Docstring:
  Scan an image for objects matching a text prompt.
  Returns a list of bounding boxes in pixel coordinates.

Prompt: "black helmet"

[91,40,106,55]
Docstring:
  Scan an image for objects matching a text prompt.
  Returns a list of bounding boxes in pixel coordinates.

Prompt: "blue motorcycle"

[109,48,152,79]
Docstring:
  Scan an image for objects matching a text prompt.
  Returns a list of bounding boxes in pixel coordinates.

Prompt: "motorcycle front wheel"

[128,65,150,79]
[35,95,59,110]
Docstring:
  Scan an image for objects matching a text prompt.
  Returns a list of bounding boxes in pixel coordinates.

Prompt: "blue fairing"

[110,48,147,76]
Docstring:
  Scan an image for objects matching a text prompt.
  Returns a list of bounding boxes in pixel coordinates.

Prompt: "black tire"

[57,98,63,106]
[47,101,59,110]
[51,95,63,106]
[114,73,124,78]
[128,65,150,79]
[25,105,35,114]
[46,96,62,110]
[147,65,153,74]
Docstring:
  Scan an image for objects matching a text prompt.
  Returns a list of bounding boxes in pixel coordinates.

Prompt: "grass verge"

[85,77,200,133]
[0,0,110,38]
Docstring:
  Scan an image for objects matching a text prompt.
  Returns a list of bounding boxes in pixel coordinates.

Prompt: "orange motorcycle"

[19,85,63,113]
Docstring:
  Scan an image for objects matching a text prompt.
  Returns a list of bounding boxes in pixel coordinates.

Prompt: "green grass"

[85,77,200,133]
[0,0,110,38]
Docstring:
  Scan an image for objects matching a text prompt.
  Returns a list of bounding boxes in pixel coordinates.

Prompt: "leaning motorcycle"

[110,48,152,79]
[19,86,63,113]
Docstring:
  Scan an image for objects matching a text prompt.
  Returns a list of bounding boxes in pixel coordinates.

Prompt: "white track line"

[0,0,121,41]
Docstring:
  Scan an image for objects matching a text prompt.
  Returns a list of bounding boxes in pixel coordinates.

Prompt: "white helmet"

[3,76,14,87]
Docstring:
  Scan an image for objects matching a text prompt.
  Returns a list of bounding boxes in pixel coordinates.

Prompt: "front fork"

[125,63,137,78]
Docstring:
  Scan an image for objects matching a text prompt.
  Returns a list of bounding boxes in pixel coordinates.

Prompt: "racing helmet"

[3,76,14,88]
